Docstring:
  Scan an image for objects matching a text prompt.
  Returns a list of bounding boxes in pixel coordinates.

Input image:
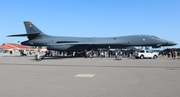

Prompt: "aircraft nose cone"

[166,41,177,46]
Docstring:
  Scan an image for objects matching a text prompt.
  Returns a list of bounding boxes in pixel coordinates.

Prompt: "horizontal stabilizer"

[7,33,40,37]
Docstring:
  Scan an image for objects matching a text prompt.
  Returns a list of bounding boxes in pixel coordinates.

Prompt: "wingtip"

[6,34,16,37]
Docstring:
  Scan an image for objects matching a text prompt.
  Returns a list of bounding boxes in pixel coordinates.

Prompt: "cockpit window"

[151,36,160,39]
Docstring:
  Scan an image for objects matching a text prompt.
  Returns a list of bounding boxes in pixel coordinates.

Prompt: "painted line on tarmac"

[75,74,95,77]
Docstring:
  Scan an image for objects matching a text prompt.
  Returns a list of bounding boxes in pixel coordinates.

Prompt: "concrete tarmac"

[0,53,180,97]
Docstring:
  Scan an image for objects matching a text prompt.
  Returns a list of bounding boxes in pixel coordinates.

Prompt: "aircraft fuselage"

[21,34,177,51]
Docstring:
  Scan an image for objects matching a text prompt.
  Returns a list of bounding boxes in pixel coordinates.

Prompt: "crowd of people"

[2,48,180,61]
[159,50,180,60]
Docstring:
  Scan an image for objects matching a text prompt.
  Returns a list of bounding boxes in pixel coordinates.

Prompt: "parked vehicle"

[133,50,158,59]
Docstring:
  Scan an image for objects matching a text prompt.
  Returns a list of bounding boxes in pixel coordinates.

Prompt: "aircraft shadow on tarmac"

[33,56,82,60]
[9,55,78,59]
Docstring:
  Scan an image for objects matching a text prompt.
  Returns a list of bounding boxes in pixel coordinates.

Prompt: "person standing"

[173,51,177,60]
[118,51,122,60]
[91,50,94,58]
[177,51,180,60]
[171,51,174,59]
[101,51,104,59]
[10,51,12,55]
[115,50,118,60]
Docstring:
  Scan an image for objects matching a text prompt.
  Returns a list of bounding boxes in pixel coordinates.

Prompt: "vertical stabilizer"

[23,21,48,39]
[24,21,43,34]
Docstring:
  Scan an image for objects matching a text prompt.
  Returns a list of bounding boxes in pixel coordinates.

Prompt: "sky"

[0,0,180,48]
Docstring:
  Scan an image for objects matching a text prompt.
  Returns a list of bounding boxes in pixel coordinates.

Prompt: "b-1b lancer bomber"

[8,21,177,51]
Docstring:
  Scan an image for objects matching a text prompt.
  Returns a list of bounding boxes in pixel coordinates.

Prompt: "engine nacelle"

[21,40,34,46]
[152,46,161,48]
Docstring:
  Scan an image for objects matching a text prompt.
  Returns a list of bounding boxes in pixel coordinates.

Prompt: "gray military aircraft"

[8,21,177,51]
